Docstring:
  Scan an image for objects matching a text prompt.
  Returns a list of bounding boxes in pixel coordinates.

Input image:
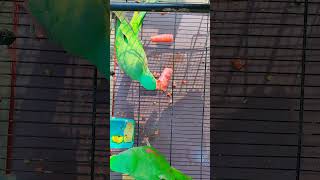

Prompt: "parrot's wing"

[27,0,110,78]
[114,11,136,39]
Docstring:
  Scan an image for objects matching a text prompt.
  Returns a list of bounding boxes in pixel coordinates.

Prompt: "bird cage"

[0,0,210,180]
[212,1,320,180]
[110,1,210,180]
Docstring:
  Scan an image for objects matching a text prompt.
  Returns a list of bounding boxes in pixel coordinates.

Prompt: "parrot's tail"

[170,167,193,180]
[156,68,173,92]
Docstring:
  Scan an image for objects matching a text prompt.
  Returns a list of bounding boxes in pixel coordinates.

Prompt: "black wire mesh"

[211,0,320,180]
[110,9,210,180]
[0,1,109,180]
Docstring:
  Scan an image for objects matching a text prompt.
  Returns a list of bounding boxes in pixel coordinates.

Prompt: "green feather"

[110,146,193,180]
[28,0,110,78]
[114,0,159,90]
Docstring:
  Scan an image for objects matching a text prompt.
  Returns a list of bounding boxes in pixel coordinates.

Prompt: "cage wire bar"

[110,3,210,12]
[0,0,109,180]
[211,0,320,180]
[110,2,210,180]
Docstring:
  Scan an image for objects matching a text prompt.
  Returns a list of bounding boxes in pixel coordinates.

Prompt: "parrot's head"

[140,74,157,90]
[110,153,137,175]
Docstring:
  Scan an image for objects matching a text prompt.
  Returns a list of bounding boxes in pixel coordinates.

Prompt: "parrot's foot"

[156,68,173,92]
[143,137,151,146]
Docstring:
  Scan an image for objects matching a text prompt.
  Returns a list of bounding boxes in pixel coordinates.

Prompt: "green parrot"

[110,146,193,180]
[113,1,173,91]
[25,0,110,78]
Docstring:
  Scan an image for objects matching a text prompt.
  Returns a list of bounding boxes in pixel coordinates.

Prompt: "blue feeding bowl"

[110,117,135,149]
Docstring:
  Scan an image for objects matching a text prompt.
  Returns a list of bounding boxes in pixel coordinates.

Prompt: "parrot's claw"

[144,137,151,146]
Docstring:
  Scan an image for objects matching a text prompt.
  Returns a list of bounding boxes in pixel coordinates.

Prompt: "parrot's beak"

[156,68,173,92]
